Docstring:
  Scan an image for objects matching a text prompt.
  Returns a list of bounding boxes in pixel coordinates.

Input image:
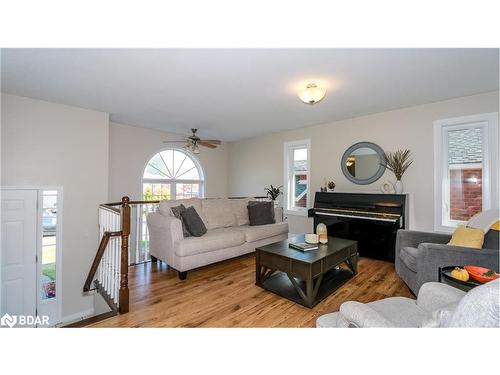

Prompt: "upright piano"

[308,192,408,262]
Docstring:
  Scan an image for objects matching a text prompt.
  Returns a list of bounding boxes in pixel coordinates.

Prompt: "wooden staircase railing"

[82,195,267,322]
[83,196,159,316]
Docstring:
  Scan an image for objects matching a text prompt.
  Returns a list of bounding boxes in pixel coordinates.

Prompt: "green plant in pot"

[382,149,413,194]
[264,185,283,204]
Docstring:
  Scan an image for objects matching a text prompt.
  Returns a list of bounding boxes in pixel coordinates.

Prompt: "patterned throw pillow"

[170,204,191,238]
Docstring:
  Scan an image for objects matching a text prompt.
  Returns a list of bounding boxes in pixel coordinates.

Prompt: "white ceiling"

[1,49,498,141]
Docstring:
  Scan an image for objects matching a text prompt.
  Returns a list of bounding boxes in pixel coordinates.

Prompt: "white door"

[1,189,38,324]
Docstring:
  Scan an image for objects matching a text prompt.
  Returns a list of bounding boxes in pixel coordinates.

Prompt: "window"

[284,139,311,215]
[434,113,498,232]
[138,149,205,263]
[40,190,58,301]
[37,188,62,326]
[142,148,205,201]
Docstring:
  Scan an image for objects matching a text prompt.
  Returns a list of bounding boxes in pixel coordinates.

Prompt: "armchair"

[395,229,499,294]
[316,280,499,328]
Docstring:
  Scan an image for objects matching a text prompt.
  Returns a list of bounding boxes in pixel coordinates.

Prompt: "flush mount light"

[298,83,326,105]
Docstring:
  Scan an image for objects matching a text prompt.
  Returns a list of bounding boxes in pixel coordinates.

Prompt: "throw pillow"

[482,228,499,249]
[181,206,207,237]
[448,225,484,249]
[247,201,275,226]
[170,204,190,238]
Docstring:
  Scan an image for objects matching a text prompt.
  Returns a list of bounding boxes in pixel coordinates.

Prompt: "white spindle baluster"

[105,210,109,289]
[113,214,118,301]
[115,234,119,304]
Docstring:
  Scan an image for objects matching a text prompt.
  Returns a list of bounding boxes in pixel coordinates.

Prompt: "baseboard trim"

[59,308,95,326]
[62,310,117,328]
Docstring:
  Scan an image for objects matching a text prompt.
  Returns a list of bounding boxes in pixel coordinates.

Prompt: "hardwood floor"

[89,254,413,328]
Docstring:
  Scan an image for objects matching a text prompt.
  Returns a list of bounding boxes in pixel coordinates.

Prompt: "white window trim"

[283,139,311,216]
[433,112,498,233]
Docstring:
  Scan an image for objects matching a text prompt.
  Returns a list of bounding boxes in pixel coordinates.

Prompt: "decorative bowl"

[464,265,500,284]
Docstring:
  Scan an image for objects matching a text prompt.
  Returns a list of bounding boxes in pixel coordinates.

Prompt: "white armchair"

[316,279,499,328]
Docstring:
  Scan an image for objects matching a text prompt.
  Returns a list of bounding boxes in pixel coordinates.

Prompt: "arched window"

[142,149,205,201]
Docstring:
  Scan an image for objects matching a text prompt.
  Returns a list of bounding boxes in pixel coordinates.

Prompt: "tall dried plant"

[382,149,413,181]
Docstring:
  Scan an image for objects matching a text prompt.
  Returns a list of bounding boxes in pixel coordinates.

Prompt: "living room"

[1,1,499,374]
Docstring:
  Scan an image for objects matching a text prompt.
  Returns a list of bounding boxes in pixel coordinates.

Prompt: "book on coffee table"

[289,242,319,251]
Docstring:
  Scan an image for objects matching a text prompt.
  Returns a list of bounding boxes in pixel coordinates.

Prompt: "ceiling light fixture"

[298,83,326,105]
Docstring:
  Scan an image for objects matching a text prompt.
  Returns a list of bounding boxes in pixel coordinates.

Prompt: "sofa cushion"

[235,222,288,243]
[202,198,237,229]
[230,198,251,226]
[174,228,245,256]
[365,297,430,327]
[247,201,275,226]
[399,246,418,272]
[180,206,207,237]
[158,198,206,224]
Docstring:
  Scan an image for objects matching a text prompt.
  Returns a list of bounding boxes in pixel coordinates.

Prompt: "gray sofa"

[147,198,288,279]
[316,279,499,328]
[395,230,499,294]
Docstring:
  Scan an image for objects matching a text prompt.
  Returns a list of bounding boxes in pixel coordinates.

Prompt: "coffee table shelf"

[260,267,354,308]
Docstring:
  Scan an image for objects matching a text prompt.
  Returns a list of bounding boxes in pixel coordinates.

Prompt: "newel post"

[119,196,130,313]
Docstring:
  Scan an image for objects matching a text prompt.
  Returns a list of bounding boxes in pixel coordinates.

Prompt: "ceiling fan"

[163,128,221,154]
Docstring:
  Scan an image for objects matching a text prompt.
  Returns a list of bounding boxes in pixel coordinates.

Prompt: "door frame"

[1,186,63,326]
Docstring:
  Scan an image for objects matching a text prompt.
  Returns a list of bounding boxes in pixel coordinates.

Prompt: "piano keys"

[308,192,409,262]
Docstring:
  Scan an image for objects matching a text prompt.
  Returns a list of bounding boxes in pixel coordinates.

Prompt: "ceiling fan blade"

[198,141,217,149]
[200,140,221,145]
[163,140,188,143]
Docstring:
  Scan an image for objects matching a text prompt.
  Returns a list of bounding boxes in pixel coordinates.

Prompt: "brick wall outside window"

[449,168,482,221]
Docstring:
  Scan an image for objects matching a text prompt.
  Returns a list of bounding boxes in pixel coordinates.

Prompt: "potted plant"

[264,185,283,206]
[382,149,413,194]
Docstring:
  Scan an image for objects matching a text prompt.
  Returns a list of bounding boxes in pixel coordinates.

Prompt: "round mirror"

[341,142,386,185]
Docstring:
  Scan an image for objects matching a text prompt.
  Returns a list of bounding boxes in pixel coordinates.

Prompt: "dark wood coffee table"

[255,235,358,308]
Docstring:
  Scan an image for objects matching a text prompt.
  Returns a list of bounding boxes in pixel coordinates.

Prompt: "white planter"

[394,180,403,194]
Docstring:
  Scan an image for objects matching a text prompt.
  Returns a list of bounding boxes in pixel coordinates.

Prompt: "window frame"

[283,139,311,216]
[433,112,498,233]
[141,147,205,201]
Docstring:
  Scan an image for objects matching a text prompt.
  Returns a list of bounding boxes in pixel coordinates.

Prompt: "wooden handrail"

[100,199,160,207]
[99,196,267,207]
[83,230,122,292]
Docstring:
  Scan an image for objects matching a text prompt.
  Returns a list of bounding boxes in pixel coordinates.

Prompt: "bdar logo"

[1,313,17,328]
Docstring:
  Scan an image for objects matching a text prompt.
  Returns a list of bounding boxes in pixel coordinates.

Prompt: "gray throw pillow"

[247,201,275,226]
[170,204,190,238]
[181,206,207,237]
[483,229,499,250]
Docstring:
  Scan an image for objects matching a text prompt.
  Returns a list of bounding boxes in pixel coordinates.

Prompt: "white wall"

[1,93,109,321]
[108,122,228,201]
[228,91,499,233]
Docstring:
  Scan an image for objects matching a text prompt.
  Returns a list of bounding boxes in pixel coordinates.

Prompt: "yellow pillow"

[491,220,500,231]
[448,225,484,249]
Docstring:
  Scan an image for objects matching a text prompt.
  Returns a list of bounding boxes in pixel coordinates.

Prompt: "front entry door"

[1,189,38,324]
